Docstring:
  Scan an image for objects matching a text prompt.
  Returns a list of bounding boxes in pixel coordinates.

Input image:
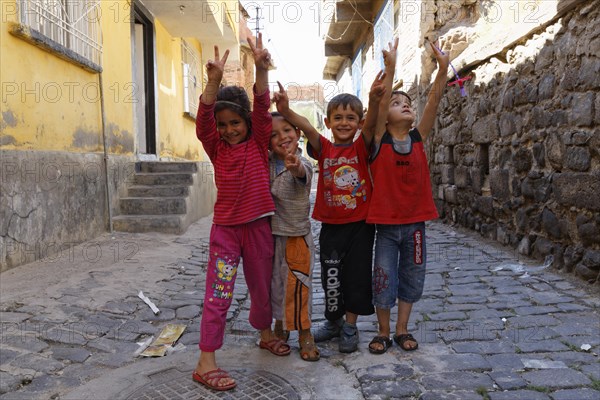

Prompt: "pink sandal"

[192,369,236,391]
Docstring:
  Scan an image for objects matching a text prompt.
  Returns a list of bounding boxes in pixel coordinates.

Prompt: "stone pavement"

[1,211,599,399]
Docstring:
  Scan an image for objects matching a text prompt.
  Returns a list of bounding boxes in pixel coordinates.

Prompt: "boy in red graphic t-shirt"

[272,39,397,354]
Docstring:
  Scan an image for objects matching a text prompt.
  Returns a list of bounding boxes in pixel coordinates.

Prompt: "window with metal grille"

[181,39,201,119]
[374,1,393,68]
[18,0,102,67]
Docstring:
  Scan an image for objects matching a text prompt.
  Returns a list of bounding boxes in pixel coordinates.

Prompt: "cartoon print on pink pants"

[217,258,237,282]
[211,256,237,300]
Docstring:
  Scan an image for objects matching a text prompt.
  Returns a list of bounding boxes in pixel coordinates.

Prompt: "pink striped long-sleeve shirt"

[196,88,275,226]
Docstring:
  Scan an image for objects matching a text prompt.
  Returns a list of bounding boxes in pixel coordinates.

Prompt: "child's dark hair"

[326,93,364,120]
[270,111,299,131]
[215,86,252,130]
[392,90,412,105]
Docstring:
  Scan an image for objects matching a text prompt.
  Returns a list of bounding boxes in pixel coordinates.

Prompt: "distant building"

[322,0,395,106]
[0,0,243,270]
[223,3,255,93]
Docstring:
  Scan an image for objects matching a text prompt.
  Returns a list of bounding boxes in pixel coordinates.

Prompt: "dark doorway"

[132,2,156,155]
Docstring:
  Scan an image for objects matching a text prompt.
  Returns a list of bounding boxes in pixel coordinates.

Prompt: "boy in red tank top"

[367,40,449,354]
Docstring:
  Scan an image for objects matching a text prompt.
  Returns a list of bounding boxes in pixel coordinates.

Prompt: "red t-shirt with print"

[308,134,372,224]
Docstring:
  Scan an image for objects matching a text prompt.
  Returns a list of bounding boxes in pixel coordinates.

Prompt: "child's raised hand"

[429,40,450,72]
[272,81,290,113]
[382,37,399,69]
[206,45,229,83]
[369,70,387,104]
[284,141,304,177]
[248,32,272,71]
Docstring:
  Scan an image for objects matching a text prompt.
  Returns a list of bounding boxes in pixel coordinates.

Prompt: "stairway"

[113,162,199,234]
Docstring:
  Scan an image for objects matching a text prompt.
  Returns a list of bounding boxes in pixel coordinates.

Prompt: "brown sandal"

[393,333,418,351]
[259,338,291,356]
[299,330,320,362]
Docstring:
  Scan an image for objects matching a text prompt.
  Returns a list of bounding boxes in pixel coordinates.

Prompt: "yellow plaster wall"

[98,0,135,155]
[154,21,204,161]
[0,0,136,155]
[1,0,215,160]
[224,0,239,39]
[0,2,102,152]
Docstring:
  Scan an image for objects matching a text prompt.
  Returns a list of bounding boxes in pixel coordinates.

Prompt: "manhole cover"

[125,367,301,399]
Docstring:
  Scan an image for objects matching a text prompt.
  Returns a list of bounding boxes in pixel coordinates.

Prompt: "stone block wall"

[430,3,599,282]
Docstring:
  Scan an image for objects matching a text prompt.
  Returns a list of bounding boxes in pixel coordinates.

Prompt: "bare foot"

[259,328,277,342]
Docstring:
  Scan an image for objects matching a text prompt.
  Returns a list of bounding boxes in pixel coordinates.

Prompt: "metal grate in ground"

[125,367,300,399]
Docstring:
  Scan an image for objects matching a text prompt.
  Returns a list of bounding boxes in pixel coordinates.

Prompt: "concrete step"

[112,215,185,234]
[128,185,189,198]
[138,161,198,173]
[113,162,202,234]
[133,173,194,186]
[120,197,187,215]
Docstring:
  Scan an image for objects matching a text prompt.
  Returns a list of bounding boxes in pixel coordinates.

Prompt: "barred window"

[18,0,102,67]
[181,39,201,119]
[374,0,393,68]
[352,47,362,100]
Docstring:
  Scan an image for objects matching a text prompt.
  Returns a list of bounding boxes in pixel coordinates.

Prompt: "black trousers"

[319,220,375,321]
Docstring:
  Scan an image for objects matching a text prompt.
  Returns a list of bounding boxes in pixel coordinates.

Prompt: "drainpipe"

[98,72,114,232]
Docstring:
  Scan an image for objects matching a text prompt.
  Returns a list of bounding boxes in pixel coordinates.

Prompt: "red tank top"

[367,129,439,224]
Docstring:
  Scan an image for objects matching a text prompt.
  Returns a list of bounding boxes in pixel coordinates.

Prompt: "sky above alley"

[240,1,328,86]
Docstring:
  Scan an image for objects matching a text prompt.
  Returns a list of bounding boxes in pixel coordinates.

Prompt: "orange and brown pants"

[270,233,314,331]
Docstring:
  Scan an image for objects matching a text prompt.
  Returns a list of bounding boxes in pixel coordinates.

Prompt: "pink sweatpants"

[199,217,274,352]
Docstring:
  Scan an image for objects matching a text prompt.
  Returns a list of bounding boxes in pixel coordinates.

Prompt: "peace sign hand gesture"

[206,45,230,83]
[284,141,305,178]
[429,39,450,72]
[202,45,229,103]
[382,37,399,70]
[272,81,290,114]
[369,70,387,105]
[248,32,272,71]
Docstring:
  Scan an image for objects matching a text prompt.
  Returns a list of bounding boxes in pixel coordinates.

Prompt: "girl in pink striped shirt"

[192,35,290,392]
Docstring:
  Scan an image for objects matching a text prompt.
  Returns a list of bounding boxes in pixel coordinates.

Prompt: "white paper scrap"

[134,336,154,357]
[138,291,160,315]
